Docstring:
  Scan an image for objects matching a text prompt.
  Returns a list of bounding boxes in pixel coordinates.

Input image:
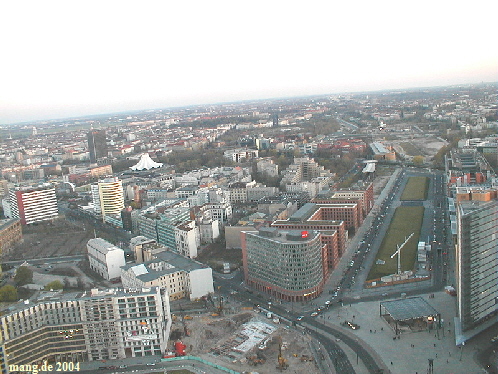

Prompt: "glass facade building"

[455,200,498,344]
[241,227,326,301]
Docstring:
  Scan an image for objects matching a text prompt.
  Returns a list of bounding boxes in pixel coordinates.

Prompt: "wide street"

[215,166,489,374]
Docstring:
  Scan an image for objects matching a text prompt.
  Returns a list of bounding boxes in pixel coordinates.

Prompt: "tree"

[63,277,71,289]
[0,285,18,302]
[76,277,85,290]
[44,280,64,291]
[14,266,33,286]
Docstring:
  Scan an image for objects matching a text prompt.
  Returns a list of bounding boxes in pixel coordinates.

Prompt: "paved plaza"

[318,291,487,374]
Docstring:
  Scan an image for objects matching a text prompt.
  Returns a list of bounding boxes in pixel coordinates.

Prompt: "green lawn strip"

[400,176,428,201]
[367,206,424,281]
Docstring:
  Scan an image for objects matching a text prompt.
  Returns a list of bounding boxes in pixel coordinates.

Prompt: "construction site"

[167,308,321,374]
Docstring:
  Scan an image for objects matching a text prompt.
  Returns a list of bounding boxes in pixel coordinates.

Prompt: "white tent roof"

[131,153,163,171]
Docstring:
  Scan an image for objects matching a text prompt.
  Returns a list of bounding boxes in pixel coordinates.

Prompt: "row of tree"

[0,266,75,302]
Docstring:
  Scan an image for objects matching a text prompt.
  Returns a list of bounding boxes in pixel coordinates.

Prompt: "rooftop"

[380,297,439,321]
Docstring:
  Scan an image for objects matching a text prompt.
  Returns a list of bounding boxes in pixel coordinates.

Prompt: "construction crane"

[217,296,224,316]
[178,304,190,337]
[390,233,415,275]
[276,336,288,371]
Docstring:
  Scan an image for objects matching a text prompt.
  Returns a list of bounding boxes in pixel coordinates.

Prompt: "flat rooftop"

[380,297,439,321]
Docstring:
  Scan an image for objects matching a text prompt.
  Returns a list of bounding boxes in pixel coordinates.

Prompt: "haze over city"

[1,0,496,125]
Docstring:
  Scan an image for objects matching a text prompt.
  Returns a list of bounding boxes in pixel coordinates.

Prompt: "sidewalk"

[321,291,484,374]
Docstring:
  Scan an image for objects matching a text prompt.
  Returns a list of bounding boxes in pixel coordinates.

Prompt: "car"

[324,300,331,305]
[311,312,319,317]
[342,321,360,330]
[146,362,156,366]
[296,316,304,321]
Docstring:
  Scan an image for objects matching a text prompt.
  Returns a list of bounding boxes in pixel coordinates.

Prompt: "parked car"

[342,320,360,330]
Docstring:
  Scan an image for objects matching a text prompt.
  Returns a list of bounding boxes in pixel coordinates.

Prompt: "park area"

[367,206,424,280]
[400,176,429,201]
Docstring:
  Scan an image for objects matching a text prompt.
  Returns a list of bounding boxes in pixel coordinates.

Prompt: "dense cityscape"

[1,82,498,374]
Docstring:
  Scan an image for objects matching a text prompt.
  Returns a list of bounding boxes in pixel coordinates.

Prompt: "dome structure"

[130,153,163,171]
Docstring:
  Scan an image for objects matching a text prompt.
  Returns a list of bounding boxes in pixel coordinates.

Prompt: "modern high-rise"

[455,200,498,344]
[8,184,59,225]
[91,177,125,219]
[87,129,107,163]
[241,227,326,301]
[0,287,171,369]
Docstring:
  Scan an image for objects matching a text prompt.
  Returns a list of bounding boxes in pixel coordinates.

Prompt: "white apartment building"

[205,201,232,225]
[91,177,125,219]
[121,250,214,301]
[87,238,126,280]
[175,221,200,259]
[257,159,279,177]
[7,184,58,225]
[0,287,171,367]
[174,186,198,199]
[198,218,220,244]
[246,186,279,202]
[223,148,259,163]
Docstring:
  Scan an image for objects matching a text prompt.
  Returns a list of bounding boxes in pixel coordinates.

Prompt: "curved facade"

[91,177,124,218]
[241,227,326,301]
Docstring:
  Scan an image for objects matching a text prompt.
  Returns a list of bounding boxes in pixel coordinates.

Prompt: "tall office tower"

[8,184,59,225]
[241,227,326,301]
[272,112,279,127]
[455,200,498,344]
[91,177,125,219]
[0,287,171,368]
[87,129,107,163]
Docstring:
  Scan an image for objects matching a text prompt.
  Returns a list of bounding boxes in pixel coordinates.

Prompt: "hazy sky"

[1,0,496,125]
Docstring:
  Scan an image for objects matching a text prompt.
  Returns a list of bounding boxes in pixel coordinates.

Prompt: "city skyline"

[1,0,496,125]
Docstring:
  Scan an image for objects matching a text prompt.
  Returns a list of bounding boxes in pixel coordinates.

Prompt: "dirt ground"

[393,135,446,159]
[174,311,320,374]
[4,217,94,261]
[197,242,242,272]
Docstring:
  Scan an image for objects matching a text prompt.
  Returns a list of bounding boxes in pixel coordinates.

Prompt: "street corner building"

[241,227,326,301]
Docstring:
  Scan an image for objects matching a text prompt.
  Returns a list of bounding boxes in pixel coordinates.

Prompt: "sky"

[1,0,496,125]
